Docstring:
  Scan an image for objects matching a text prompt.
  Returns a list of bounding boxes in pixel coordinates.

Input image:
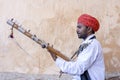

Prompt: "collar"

[82,34,95,44]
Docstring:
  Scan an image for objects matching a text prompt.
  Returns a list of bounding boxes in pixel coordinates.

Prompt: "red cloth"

[78,14,100,32]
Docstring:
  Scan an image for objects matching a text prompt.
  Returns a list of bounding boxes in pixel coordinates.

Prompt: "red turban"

[77,14,100,32]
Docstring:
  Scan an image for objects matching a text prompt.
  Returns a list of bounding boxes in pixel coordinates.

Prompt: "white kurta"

[55,34,105,80]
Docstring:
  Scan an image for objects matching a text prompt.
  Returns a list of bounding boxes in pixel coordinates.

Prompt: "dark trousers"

[81,71,91,80]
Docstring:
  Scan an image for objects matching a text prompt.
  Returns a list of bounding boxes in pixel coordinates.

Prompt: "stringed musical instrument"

[7,19,70,61]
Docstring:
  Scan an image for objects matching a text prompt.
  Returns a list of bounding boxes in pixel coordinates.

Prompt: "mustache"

[77,32,81,34]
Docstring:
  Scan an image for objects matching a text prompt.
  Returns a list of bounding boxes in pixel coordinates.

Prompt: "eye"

[77,25,81,28]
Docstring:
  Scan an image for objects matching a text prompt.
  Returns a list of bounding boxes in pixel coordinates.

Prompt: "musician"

[49,14,105,80]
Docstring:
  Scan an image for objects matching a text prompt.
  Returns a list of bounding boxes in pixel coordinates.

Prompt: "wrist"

[54,56,57,61]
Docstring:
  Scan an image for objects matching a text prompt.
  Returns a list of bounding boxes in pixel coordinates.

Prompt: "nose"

[76,28,79,33]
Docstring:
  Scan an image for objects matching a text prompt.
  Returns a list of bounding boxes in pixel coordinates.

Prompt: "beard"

[77,33,87,40]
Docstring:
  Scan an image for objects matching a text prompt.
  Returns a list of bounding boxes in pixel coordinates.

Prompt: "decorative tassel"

[9,27,14,38]
[59,71,64,78]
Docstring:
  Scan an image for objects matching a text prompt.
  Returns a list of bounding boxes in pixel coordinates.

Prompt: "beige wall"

[0,0,120,75]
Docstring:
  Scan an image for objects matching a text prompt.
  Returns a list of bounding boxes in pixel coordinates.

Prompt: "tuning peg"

[12,19,17,23]
[11,18,14,21]
[7,19,14,26]
[34,35,36,37]
[27,29,30,32]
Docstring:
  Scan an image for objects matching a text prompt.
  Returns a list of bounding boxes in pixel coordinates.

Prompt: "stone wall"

[0,0,120,79]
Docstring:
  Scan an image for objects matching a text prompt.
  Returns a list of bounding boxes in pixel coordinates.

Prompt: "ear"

[87,27,93,33]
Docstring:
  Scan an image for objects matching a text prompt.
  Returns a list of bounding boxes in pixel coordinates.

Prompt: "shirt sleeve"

[55,42,100,75]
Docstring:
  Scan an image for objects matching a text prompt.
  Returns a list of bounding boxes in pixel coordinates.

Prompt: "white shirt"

[55,34,105,80]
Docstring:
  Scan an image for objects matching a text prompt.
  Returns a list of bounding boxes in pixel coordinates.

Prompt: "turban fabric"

[78,14,100,32]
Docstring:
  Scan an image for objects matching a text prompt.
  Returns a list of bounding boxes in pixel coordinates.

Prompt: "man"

[49,14,105,80]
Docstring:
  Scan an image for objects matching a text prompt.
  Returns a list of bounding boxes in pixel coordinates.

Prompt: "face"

[76,23,88,39]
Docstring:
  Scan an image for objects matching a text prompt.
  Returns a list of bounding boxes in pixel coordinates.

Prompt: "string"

[9,27,33,58]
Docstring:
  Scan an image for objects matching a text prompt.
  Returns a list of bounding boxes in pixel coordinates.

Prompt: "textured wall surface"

[0,0,120,78]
